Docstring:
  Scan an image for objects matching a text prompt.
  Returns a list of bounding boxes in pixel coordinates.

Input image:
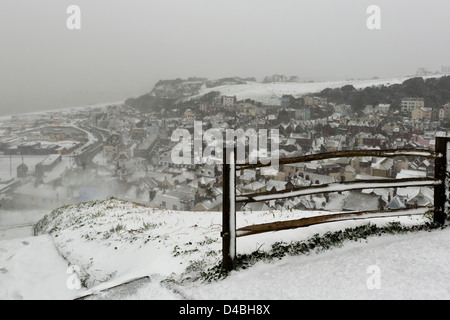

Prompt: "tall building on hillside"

[213,95,237,107]
[401,97,425,113]
[443,103,450,120]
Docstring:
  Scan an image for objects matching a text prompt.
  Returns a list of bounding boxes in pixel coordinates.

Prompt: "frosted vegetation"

[33,197,445,293]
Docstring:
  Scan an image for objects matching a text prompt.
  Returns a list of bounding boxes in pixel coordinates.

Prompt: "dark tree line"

[317,76,450,114]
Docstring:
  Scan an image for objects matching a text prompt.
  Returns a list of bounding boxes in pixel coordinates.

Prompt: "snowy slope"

[0,199,435,299]
[190,75,443,105]
[1,198,448,299]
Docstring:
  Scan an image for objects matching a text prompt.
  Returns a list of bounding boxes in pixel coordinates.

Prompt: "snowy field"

[191,75,443,106]
[0,198,448,300]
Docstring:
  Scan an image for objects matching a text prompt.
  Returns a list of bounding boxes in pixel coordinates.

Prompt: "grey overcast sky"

[0,0,449,116]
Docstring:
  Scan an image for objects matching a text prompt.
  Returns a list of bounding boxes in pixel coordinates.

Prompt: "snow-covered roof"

[40,154,61,166]
[266,179,287,191]
[242,181,266,191]
[396,169,426,179]
[343,191,380,211]
[196,197,222,211]
[371,158,393,170]
[239,170,256,182]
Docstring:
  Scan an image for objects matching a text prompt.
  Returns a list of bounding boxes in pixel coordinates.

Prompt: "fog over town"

[1,1,450,116]
[1,1,450,301]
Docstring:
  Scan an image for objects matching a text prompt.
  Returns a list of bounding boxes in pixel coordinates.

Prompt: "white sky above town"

[1,0,450,116]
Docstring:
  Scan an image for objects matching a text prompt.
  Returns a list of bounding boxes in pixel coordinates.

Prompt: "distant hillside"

[317,76,450,113]
[125,75,449,113]
[205,77,253,88]
[125,76,252,113]
[150,78,205,100]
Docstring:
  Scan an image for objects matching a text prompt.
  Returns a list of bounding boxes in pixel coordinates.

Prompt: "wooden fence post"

[222,145,236,271]
[434,137,450,225]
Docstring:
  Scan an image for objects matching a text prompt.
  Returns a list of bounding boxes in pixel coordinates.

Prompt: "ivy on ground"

[200,221,446,282]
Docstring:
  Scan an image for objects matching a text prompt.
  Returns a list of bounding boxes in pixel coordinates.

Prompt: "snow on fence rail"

[236,148,440,171]
[235,207,433,238]
[221,137,450,271]
[236,177,441,203]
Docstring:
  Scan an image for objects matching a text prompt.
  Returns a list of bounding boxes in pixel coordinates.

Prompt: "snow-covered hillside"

[190,75,443,106]
[1,198,448,300]
[126,74,445,111]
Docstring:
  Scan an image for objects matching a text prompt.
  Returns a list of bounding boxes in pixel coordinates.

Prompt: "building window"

[162,201,166,208]
[173,205,177,210]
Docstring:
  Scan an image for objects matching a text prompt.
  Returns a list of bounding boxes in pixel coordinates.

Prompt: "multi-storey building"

[443,103,450,120]
[411,107,432,120]
[401,97,424,113]
[214,95,236,107]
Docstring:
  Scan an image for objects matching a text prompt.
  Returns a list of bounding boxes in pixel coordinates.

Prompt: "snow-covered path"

[182,227,450,300]
[0,235,80,300]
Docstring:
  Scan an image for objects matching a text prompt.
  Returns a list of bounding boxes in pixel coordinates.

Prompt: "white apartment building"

[401,97,424,113]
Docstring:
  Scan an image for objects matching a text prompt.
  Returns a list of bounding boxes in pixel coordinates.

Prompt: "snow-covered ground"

[191,75,443,106]
[184,228,450,300]
[0,198,448,300]
[0,235,79,300]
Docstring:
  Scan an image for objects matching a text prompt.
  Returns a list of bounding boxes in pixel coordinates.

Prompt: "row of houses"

[235,165,434,212]
[401,98,450,121]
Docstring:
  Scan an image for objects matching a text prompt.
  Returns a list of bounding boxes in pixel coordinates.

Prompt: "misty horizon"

[1,0,450,116]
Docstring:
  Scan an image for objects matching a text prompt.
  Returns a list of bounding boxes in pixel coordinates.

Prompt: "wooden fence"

[221,137,450,271]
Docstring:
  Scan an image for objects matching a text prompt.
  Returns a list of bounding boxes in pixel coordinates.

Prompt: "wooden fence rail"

[222,137,450,271]
[236,207,433,238]
[237,177,441,203]
[236,148,440,171]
